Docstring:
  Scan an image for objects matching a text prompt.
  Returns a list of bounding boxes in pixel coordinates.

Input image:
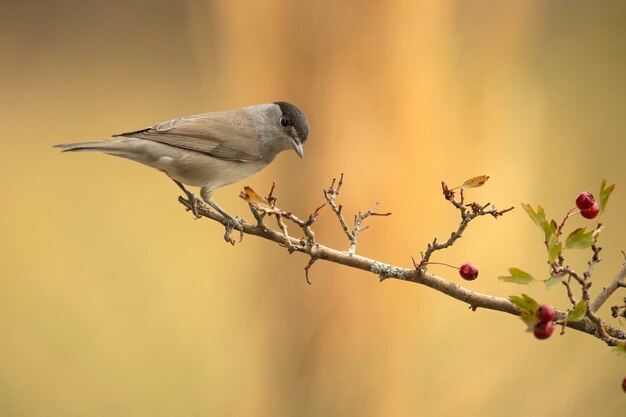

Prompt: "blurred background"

[1,0,625,415]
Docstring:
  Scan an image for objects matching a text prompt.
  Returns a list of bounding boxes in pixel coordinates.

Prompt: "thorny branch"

[177,176,626,349]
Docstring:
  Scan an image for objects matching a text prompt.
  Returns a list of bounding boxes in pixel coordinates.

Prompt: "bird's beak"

[292,139,304,158]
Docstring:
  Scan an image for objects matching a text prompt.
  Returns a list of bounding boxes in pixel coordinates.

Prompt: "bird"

[55,102,309,237]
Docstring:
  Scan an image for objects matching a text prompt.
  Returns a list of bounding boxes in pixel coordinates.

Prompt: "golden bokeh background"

[1,1,625,415]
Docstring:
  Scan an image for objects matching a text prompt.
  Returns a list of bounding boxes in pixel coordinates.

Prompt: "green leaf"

[510,294,540,331]
[547,235,562,262]
[567,300,587,322]
[520,311,538,332]
[499,268,535,285]
[544,272,567,289]
[509,293,539,313]
[565,227,591,249]
[542,220,557,243]
[565,227,598,249]
[599,179,615,213]
[511,268,535,282]
[522,203,545,228]
[522,204,561,250]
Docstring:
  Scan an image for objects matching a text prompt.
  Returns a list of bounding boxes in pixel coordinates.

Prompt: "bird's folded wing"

[114,111,263,162]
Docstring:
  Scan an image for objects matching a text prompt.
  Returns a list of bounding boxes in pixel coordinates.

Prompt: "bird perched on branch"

[55,102,309,237]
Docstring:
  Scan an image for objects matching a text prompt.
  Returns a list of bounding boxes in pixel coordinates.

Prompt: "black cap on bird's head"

[275,101,309,158]
[275,102,309,142]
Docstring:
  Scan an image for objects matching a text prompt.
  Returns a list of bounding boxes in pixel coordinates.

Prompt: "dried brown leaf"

[239,186,275,212]
[461,175,490,189]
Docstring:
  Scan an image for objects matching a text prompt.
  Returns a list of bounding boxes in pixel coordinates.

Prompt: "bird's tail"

[54,140,119,153]
[54,141,111,152]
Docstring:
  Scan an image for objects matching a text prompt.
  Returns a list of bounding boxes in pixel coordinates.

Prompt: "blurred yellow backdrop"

[1,1,625,416]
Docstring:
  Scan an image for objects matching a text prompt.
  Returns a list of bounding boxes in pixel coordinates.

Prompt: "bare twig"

[249,204,266,227]
[323,174,391,254]
[419,181,514,266]
[323,175,352,240]
[274,213,292,249]
[347,202,392,254]
[555,207,579,237]
[239,183,325,250]
[304,256,318,284]
[583,240,602,280]
[267,181,277,205]
[553,265,586,287]
[280,209,318,246]
[562,277,578,307]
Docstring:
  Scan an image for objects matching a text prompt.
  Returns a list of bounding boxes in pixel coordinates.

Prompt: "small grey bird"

[56,102,309,230]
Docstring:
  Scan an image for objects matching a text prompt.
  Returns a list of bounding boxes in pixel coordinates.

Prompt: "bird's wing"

[114,110,263,162]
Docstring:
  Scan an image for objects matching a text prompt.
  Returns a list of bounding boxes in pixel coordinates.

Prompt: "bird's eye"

[280,117,291,127]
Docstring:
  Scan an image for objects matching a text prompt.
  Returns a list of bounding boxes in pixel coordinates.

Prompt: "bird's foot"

[172,179,204,219]
[184,192,205,219]
[202,198,246,244]
[223,216,246,245]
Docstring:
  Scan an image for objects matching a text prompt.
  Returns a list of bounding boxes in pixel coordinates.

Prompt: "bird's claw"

[179,190,204,219]
[223,216,245,245]
[187,194,204,219]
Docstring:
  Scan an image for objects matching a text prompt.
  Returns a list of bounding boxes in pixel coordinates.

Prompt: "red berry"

[459,262,479,280]
[533,321,555,340]
[575,192,595,210]
[622,377,626,393]
[580,202,600,219]
[536,304,555,323]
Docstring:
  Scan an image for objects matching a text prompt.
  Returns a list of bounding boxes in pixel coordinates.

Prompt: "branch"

[590,260,626,313]
[177,194,626,345]
[323,174,391,254]
[420,181,514,266]
[550,245,619,344]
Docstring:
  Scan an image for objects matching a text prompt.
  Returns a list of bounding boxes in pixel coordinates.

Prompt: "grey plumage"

[55,102,309,223]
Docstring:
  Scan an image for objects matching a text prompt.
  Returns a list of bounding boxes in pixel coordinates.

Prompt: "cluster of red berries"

[576,192,599,219]
[533,304,555,340]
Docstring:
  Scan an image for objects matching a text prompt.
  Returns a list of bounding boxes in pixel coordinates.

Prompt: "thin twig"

[323,174,391,254]
[562,277,578,307]
[556,207,579,237]
[274,213,292,249]
[254,183,324,248]
[324,174,353,242]
[304,256,318,284]
[348,202,392,254]
[249,204,265,227]
[420,181,513,266]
